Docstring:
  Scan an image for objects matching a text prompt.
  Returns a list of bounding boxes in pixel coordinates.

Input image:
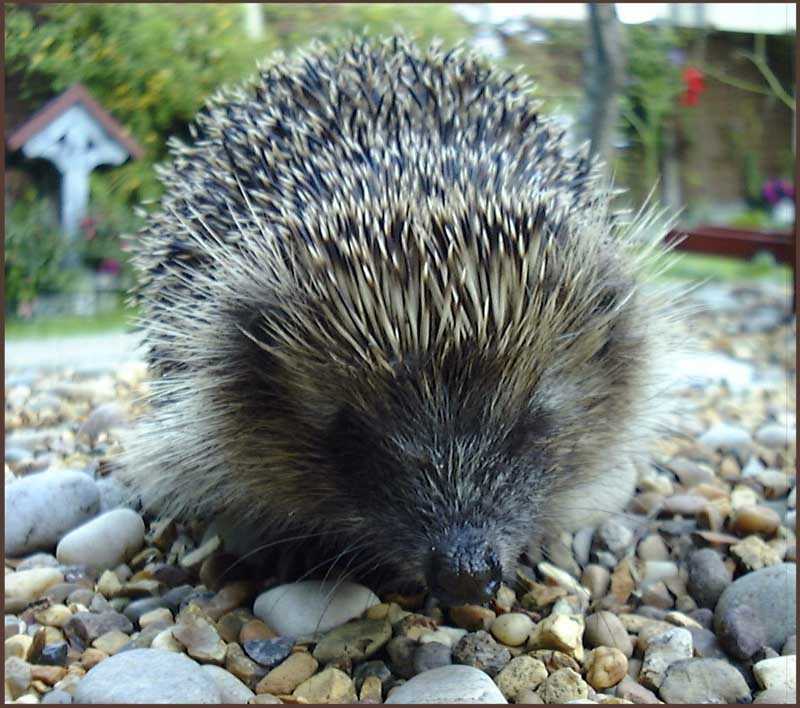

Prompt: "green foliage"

[5,3,471,310]
[6,3,270,203]
[619,24,685,193]
[6,3,471,205]
[4,193,75,307]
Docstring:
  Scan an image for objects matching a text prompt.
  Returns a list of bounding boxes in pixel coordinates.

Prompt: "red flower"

[680,67,705,106]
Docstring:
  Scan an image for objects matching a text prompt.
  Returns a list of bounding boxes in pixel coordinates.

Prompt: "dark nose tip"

[425,529,502,606]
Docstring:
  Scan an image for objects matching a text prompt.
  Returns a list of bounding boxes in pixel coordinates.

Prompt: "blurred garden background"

[4,3,797,339]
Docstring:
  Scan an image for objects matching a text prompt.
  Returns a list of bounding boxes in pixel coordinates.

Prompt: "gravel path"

[4,281,796,704]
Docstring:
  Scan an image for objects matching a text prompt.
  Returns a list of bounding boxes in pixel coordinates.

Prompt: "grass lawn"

[5,304,139,339]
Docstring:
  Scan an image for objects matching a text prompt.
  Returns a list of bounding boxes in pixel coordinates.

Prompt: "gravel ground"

[4,280,796,704]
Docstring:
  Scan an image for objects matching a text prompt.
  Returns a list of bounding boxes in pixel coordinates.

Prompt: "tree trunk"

[582,4,627,179]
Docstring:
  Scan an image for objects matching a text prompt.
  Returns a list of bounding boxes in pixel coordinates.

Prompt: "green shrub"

[4,194,76,309]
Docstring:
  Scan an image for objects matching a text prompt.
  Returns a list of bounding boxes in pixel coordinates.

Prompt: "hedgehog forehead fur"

[122,35,680,594]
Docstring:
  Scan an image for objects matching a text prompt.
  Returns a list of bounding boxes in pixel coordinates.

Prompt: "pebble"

[715,563,796,651]
[293,667,357,703]
[34,604,72,629]
[252,580,379,637]
[242,636,294,668]
[540,667,589,704]
[716,603,768,659]
[637,534,670,562]
[490,612,534,646]
[754,687,797,703]
[686,548,731,609]
[96,477,131,512]
[386,636,417,679]
[452,630,511,677]
[6,568,65,613]
[385,664,507,704]
[754,655,796,691]
[56,509,145,571]
[64,611,133,649]
[615,675,661,704]
[596,518,634,558]
[659,658,751,703]
[238,619,274,643]
[78,402,125,442]
[413,639,452,673]
[360,674,383,703]
[201,664,255,704]
[584,612,633,658]
[256,651,318,695]
[755,469,793,498]
[151,626,183,652]
[755,422,795,449]
[74,648,222,703]
[783,635,796,655]
[584,647,628,689]
[528,613,584,660]
[639,627,693,690]
[91,629,130,655]
[448,604,496,631]
[493,655,547,702]
[581,565,610,599]
[7,661,34,701]
[353,660,392,690]
[312,617,391,663]
[686,626,726,659]
[730,535,783,570]
[139,607,173,628]
[172,614,228,664]
[41,689,73,704]
[224,642,266,688]
[731,505,782,536]
[698,423,752,455]
[5,470,100,556]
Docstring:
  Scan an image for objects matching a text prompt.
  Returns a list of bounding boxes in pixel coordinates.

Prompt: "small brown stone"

[359,675,383,703]
[91,630,130,655]
[292,667,356,703]
[225,642,267,689]
[730,535,783,571]
[730,506,781,536]
[240,619,277,643]
[584,646,628,689]
[256,652,319,696]
[581,564,611,599]
[80,648,108,670]
[610,559,637,604]
[448,604,496,631]
[30,664,67,685]
[173,614,227,664]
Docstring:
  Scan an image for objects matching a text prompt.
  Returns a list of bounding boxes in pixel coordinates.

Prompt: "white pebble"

[57,508,144,571]
[386,665,507,704]
[491,613,534,646]
[253,580,379,637]
[5,567,64,613]
[754,655,796,692]
[5,470,100,556]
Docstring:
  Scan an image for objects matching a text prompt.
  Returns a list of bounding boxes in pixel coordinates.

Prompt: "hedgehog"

[121,35,681,607]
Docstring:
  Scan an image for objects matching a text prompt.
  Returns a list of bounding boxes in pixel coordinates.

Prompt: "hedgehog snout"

[424,526,502,606]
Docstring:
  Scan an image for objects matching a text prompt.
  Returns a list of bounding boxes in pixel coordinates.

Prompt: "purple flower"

[97,259,121,275]
[762,177,795,206]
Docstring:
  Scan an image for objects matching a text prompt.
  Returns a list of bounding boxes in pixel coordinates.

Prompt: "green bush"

[4,194,76,309]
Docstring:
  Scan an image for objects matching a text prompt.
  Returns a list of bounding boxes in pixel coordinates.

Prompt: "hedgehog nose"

[426,529,502,606]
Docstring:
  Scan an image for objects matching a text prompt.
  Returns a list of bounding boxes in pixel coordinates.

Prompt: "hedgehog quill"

[122,36,681,606]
